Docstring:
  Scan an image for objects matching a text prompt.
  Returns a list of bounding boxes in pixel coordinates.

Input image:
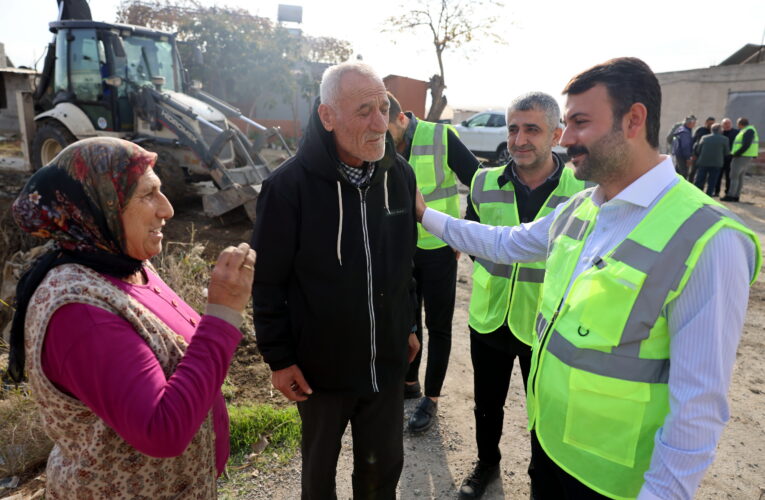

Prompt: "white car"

[454,110,568,164]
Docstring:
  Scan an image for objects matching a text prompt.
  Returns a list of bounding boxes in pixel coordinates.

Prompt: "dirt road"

[1,161,763,499]
[236,180,765,500]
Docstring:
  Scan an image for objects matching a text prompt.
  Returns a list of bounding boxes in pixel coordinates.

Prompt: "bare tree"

[383,0,504,121]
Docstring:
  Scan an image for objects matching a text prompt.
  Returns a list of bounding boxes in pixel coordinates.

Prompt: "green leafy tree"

[383,0,504,121]
[117,1,295,110]
[116,0,353,138]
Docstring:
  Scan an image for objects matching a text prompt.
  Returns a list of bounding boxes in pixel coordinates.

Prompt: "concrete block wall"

[657,63,765,168]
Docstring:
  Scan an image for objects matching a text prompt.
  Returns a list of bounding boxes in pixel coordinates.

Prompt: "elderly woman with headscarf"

[8,137,255,499]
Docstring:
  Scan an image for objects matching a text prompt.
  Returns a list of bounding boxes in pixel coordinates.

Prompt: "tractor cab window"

[54,30,69,95]
[68,28,102,102]
[121,35,178,91]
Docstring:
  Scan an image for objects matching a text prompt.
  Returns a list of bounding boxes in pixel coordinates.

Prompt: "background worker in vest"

[458,91,587,499]
[387,92,481,433]
[722,117,759,202]
[416,57,760,499]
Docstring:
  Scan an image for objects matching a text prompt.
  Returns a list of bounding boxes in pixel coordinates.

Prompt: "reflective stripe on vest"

[423,184,459,202]
[732,125,759,157]
[475,257,512,278]
[527,180,762,499]
[468,165,586,342]
[410,121,459,249]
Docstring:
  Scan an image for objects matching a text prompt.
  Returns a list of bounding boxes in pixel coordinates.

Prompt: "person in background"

[251,62,419,499]
[9,137,252,499]
[417,57,760,500]
[692,116,715,148]
[723,117,760,202]
[671,114,696,179]
[689,116,715,181]
[457,91,588,499]
[693,122,730,196]
[714,117,739,197]
[387,91,480,434]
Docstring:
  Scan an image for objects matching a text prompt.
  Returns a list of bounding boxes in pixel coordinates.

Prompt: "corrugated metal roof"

[719,44,765,66]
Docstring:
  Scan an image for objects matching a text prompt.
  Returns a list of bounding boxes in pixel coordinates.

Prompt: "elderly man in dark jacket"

[693,123,730,196]
[251,62,419,499]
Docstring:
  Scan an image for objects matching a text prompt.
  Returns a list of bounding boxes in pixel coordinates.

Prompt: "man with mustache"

[386,91,480,435]
[416,58,760,499]
[457,92,588,499]
[251,61,420,498]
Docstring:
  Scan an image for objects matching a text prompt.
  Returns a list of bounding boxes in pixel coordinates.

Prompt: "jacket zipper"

[358,186,379,392]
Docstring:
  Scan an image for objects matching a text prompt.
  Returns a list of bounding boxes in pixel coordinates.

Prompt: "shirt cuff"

[204,304,243,328]
[637,485,663,500]
[421,208,449,239]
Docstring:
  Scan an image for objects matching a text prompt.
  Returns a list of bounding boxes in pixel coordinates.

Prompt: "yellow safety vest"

[410,120,460,249]
[526,179,761,499]
[732,125,759,157]
[468,164,586,344]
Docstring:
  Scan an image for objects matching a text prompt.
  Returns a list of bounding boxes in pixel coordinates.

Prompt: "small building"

[383,74,428,119]
[0,43,38,135]
[657,44,765,166]
[453,108,481,125]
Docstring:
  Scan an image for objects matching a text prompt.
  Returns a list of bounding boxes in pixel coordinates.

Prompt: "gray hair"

[320,62,383,108]
[507,91,561,132]
[711,123,722,134]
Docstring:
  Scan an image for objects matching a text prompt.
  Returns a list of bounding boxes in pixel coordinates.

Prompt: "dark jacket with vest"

[251,102,418,394]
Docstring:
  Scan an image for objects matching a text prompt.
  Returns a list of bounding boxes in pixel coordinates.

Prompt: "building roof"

[0,67,38,75]
[719,44,765,66]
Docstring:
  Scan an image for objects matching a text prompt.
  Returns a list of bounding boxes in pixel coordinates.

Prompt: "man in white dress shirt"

[417,57,760,499]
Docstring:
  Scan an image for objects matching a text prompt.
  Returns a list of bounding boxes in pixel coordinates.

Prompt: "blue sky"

[3,0,764,110]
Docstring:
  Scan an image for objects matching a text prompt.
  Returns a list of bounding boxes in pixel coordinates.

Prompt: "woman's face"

[121,168,174,260]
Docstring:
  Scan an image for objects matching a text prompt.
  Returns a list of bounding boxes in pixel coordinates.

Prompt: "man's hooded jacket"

[251,102,418,394]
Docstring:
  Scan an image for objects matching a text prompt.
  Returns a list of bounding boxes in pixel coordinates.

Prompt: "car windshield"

[467,113,490,127]
[120,35,178,90]
[487,114,506,127]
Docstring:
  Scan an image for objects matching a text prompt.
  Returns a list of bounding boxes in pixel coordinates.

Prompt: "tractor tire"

[31,121,77,171]
[154,161,191,204]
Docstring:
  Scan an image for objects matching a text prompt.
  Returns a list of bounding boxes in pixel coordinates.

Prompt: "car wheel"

[496,143,510,165]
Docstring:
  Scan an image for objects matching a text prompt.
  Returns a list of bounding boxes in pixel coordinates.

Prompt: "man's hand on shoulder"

[272,364,313,402]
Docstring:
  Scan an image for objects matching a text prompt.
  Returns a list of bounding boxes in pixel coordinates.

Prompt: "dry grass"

[0,384,53,477]
[0,139,22,157]
[0,204,42,269]
[152,226,255,334]
[0,206,45,347]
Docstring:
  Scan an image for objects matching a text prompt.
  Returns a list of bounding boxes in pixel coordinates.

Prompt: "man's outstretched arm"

[417,189,554,265]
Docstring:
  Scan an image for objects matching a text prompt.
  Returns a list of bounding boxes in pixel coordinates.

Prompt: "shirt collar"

[402,112,418,158]
[498,154,562,189]
[591,155,677,207]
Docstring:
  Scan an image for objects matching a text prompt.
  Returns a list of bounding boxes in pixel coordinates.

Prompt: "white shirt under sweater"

[422,155,757,500]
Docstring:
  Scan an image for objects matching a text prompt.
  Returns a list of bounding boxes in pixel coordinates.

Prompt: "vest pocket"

[565,265,643,348]
[563,368,650,468]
